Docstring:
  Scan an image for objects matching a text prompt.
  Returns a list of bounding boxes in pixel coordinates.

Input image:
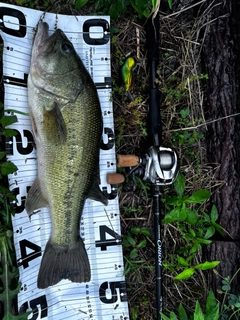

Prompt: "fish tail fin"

[37,238,90,289]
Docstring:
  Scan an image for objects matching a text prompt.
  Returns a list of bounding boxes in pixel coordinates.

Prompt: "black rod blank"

[146,13,162,148]
[146,12,163,320]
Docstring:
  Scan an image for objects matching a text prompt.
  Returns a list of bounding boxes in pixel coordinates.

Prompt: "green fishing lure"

[121,57,136,92]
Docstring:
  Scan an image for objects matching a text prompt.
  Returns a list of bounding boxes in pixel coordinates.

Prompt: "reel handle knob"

[117,154,140,167]
[107,173,125,184]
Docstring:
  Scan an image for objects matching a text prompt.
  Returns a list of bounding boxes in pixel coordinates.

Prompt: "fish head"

[30,21,87,102]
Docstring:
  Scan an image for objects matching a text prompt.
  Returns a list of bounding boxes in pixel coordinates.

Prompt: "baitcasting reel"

[109,146,180,186]
[141,146,179,185]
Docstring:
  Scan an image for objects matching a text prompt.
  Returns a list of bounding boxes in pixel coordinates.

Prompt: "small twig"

[123,217,147,221]
[147,236,155,247]
[167,113,240,133]
[161,0,207,20]
[135,26,140,60]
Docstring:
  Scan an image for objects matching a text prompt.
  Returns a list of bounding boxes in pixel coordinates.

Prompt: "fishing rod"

[144,12,179,319]
[108,10,179,320]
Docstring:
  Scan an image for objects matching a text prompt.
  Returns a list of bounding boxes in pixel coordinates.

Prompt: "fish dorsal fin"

[88,179,108,206]
[25,177,49,217]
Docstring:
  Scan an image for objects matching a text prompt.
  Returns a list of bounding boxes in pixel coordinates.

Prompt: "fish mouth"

[35,21,49,45]
[34,23,67,57]
[34,22,61,56]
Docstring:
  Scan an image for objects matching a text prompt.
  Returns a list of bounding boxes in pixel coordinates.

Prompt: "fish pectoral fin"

[88,179,108,206]
[25,177,48,217]
[44,101,67,143]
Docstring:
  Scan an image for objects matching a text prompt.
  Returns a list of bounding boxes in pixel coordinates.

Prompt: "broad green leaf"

[130,0,151,18]
[194,301,204,320]
[174,267,195,280]
[210,205,219,222]
[110,27,120,34]
[229,294,239,305]
[205,303,219,320]
[212,222,224,236]
[177,256,189,267]
[0,161,18,175]
[186,209,198,225]
[204,226,215,239]
[163,262,175,272]
[195,238,211,245]
[189,228,196,237]
[195,261,220,271]
[186,255,195,263]
[136,239,147,249]
[178,303,188,320]
[197,227,204,237]
[169,312,178,320]
[222,283,231,291]
[0,186,16,201]
[3,129,18,137]
[221,278,231,291]
[0,151,6,160]
[190,243,201,254]
[131,227,141,234]
[180,109,190,119]
[203,212,210,223]
[126,234,136,246]
[122,237,131,247]
[130,248,138,259]
[184,190,210,204]
[110,0,126,19]
[0,115,17,127]
[179,207,187,221]
[166,195,182,206]
[206,289,217,313]
[162,207,181,224]
[234,301,240,308]
[174,171,185,197]
[141,227,150,237]
[2,310,32,320]
[160,313,171,320]
[74,0,89,10]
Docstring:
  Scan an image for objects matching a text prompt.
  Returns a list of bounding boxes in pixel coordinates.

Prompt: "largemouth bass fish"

[25,21,108,289]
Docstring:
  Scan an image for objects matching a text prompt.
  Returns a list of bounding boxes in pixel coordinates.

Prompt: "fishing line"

[0,20,111,35]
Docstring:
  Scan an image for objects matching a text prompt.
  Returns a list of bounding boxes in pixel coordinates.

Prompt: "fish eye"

[62,43,73,53]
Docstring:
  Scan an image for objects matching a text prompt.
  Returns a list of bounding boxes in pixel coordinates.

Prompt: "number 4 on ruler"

[95,225,122,251]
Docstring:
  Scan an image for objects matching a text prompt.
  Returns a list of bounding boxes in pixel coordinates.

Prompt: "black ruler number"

[99,281,127,304]
[95,225,122,251]
[83,19,110,46]
[0,7,27,37]
[20,295,48,319]
[18,239,41,268]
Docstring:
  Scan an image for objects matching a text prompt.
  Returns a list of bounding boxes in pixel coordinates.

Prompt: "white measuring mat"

[0,3,129,320]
